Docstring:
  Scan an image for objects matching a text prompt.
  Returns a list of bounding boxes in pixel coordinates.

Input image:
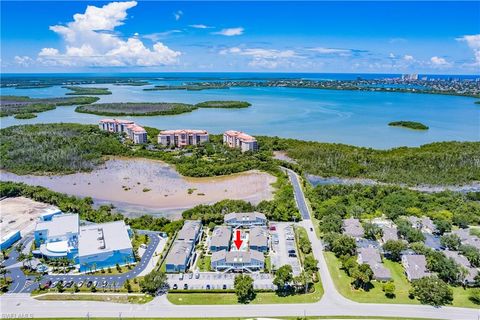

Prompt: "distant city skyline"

[1,1,479,74]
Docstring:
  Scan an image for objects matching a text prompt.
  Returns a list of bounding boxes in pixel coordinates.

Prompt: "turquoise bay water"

[1,82,479,149]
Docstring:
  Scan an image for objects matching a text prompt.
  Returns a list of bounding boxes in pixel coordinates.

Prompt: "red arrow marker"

[234,229,243,250]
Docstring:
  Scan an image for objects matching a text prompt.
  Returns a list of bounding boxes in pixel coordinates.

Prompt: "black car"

[183,283,188,290]
[86,281,93,288]
[222,284,227,290]
[172,284,178,290]
[65,281,73,288]
[206,284,211,290]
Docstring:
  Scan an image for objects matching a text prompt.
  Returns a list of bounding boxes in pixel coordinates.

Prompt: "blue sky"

[1,1,479,74]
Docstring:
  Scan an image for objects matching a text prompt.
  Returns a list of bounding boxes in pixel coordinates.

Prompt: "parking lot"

[270,222,301,275]
[167,272,274,290]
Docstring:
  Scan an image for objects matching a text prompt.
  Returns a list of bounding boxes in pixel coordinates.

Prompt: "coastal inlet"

[0,158,275,219]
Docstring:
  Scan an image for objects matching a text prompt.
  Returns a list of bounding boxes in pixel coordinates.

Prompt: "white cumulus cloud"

[430,56,448,66]
[38,1,181,67]
[189,24,213,29]
[14,56,34,67]
[174,10,183,21]
[213,27,244,36]
[403,55,414,61]
[456,34,480,66]
[220,47,302,69]
[308,47,351,55]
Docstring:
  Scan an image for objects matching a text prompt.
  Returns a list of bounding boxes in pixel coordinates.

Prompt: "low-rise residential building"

[177,220,202,243]
[210,226,231,252]
[357,247,391,281]
[34,214,79,260]
[343,218,364,238]
[78,221,134,272]
[158,129,209,147]
[99,119,147,144]
[249,226,269,252]
[452,228,480,250]
[423,233,443,251]
[407,216,436,234]
[381,226,399,243]
[224,212,267,228]
[223,130,258,152]
[401,254,431,281]
[165,240,196,273]
[443,250,479,285]
[211,250,264,272]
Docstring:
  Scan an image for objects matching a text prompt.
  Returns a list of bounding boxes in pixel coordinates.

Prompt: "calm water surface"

[1,81,478,149]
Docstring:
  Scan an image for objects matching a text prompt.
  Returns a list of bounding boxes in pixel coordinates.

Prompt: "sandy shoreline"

[1,158,276,219]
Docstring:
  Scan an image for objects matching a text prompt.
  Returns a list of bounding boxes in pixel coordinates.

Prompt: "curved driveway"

[1,173,479,319]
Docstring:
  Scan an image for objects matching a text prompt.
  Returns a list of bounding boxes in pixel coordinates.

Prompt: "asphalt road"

[1,171,479,319]
[4,231,162,293]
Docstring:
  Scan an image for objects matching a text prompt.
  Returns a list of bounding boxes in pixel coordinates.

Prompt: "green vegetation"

[388,121,429,130]
[0,124,127,174]
[197,254,211,272]
[63,86,112,95]
[2,122,478,186]
[1,95,99,117]
[167,281,323,305]
[234,274,255,303]
[286,140,480,185]
[75,102,196,116]
[34,293,152,304]
[13,113,37,119]
[139,269,168,295]
[75,100,252,116]
[195,101,251,109]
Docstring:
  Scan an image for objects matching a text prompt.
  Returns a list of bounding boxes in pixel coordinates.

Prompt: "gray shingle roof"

[224,212,266,224]
[402,254,431,280]
[343,218,364,238]
[210,226,231,248]
[211,249,264,264]
[177,220,201,242]
[249,226,268,248]
[166,240,193,266]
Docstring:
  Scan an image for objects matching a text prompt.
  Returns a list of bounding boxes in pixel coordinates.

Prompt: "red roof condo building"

[223,130,258,152]
[158,129,209,147]
[99,119,147,144]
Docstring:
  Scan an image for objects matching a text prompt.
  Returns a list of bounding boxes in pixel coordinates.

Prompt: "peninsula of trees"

[0,95,99,117]
[388,121,429,130]
[74,100,252,116]
[63,86,112,95]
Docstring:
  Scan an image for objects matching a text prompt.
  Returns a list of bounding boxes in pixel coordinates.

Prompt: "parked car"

[77,281,84,287]
[222,284,227,290]
[65,281,73,288]
[51,281,58,288]
[289,253,297,258]
[102,281,107,287]
[195,273,200,279]
[86,281,92,288]
[183,283,188,290]
[44,280,52,289]
[269,225,276,231]
[172,284,178,290]
[179,273,184,280]
[310,227,314,232]
[206,284,211,290]
[188,273,193,279]
[92,281,97,287]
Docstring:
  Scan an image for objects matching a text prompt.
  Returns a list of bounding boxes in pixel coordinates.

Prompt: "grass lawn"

[34,293,152,304]
[324,252,479,308]
[197,253,211,272]
[90,264,135,275]
[167,281,323,305]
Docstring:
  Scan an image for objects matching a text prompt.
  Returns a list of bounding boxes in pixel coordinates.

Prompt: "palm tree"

[0,265,10,281]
